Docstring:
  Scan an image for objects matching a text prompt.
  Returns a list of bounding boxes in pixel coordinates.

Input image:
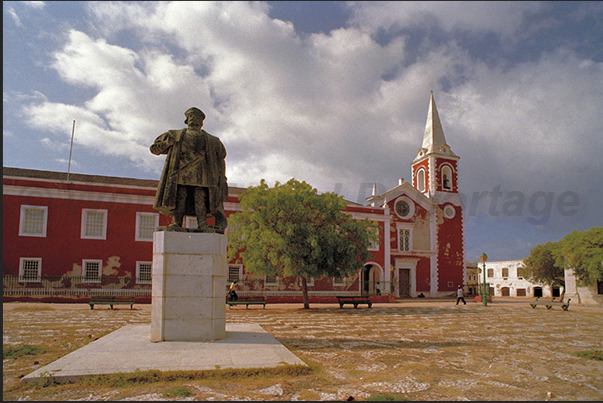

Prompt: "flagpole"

[67,120,75,181]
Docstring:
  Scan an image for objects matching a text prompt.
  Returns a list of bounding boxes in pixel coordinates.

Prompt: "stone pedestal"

[151,231,227,342]
[563,267,580,303]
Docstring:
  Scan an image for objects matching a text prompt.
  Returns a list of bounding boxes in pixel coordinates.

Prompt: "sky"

[3,1,603,262]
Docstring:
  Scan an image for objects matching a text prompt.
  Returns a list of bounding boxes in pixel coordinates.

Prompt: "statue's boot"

[168,214,184,229]
[214,212,228,233]
[196,215,211,232]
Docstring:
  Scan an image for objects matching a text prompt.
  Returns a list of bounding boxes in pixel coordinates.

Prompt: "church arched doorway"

[361,264,382,296]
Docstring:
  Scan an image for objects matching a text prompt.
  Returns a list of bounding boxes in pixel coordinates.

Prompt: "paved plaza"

[4,299,603,401]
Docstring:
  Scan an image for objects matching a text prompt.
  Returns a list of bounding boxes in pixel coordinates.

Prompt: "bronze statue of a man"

[150,107,228,233]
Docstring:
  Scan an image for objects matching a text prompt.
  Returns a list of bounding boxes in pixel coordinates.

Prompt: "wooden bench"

[89,295,135,310]
[529,297,571,311]
[226,296,266,309]
[337,296,372,308]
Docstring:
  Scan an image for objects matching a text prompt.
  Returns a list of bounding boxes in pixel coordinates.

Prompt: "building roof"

[3,167,248,195]
[3,167,159,188]
[3,167,358,204]
[366,179,434,211]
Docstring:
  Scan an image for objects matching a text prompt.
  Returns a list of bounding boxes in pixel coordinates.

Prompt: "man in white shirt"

[456,285,466,305]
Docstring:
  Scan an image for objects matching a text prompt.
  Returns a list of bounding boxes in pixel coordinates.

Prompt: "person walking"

[456,285,466,305]
[228,280,238,301]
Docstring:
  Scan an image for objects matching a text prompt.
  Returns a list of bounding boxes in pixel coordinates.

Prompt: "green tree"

[227,178,379,309]
[523,241,565,288]
[554,227,603,286]
[523,227,603,290]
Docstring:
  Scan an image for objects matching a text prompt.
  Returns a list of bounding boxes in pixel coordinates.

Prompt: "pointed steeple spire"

[368,182,378,206]
[414,92,456,161]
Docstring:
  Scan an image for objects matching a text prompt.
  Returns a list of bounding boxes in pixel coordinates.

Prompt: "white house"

[479,259,562,298]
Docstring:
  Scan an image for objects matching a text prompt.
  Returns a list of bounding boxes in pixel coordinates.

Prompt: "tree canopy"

[523,227,603,287]
[555,227,603,285]
[523,241,564,287]
[227,178,379,308]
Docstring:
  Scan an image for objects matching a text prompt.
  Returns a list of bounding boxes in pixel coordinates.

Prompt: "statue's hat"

[184,107,205,124]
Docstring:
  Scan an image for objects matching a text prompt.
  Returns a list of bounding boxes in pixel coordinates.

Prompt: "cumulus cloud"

[9,2,602,257]
[445,49,603,191]
[347,1,546,37]
[40,137,69,151]
[23,1,45,10]
[3,2,603,259]
[28,2,417,189]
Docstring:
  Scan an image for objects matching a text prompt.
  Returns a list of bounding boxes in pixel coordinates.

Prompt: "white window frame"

[19,205,48,237]
[136,212,159,242]
[228,265,243,283]
[184,216,196,229]
[396,223,413,252]
[19,257,42,282]
[83,259,102,283]
[367,226,380,251]
[443,204,456,219]
[333,276,346,286]
[264,275,279,286]
[394,196,415,219]
[417,168,426,192]
[441,165,453,191]
[299,277,315,287]
[136,261,153,284]
[81,209,108,240]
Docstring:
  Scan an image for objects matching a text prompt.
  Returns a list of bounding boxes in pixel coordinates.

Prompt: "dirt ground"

[3,298,603,401]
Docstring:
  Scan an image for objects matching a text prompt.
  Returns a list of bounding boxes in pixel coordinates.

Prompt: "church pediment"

[368,182,434,212]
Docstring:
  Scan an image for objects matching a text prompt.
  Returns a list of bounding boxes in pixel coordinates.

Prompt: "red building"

[3,93,464,302]
[368,92,465,297]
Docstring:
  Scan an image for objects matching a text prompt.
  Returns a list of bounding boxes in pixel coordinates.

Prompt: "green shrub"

[3,344,47,359]
[164,386,193,397]
[79,364,313,387]
[574,350,603,361]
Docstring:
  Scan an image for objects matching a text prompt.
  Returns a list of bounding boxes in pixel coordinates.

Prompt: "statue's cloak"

[151,128,228,217]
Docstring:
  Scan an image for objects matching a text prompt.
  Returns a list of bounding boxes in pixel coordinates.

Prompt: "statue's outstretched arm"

[150,131,175,155]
